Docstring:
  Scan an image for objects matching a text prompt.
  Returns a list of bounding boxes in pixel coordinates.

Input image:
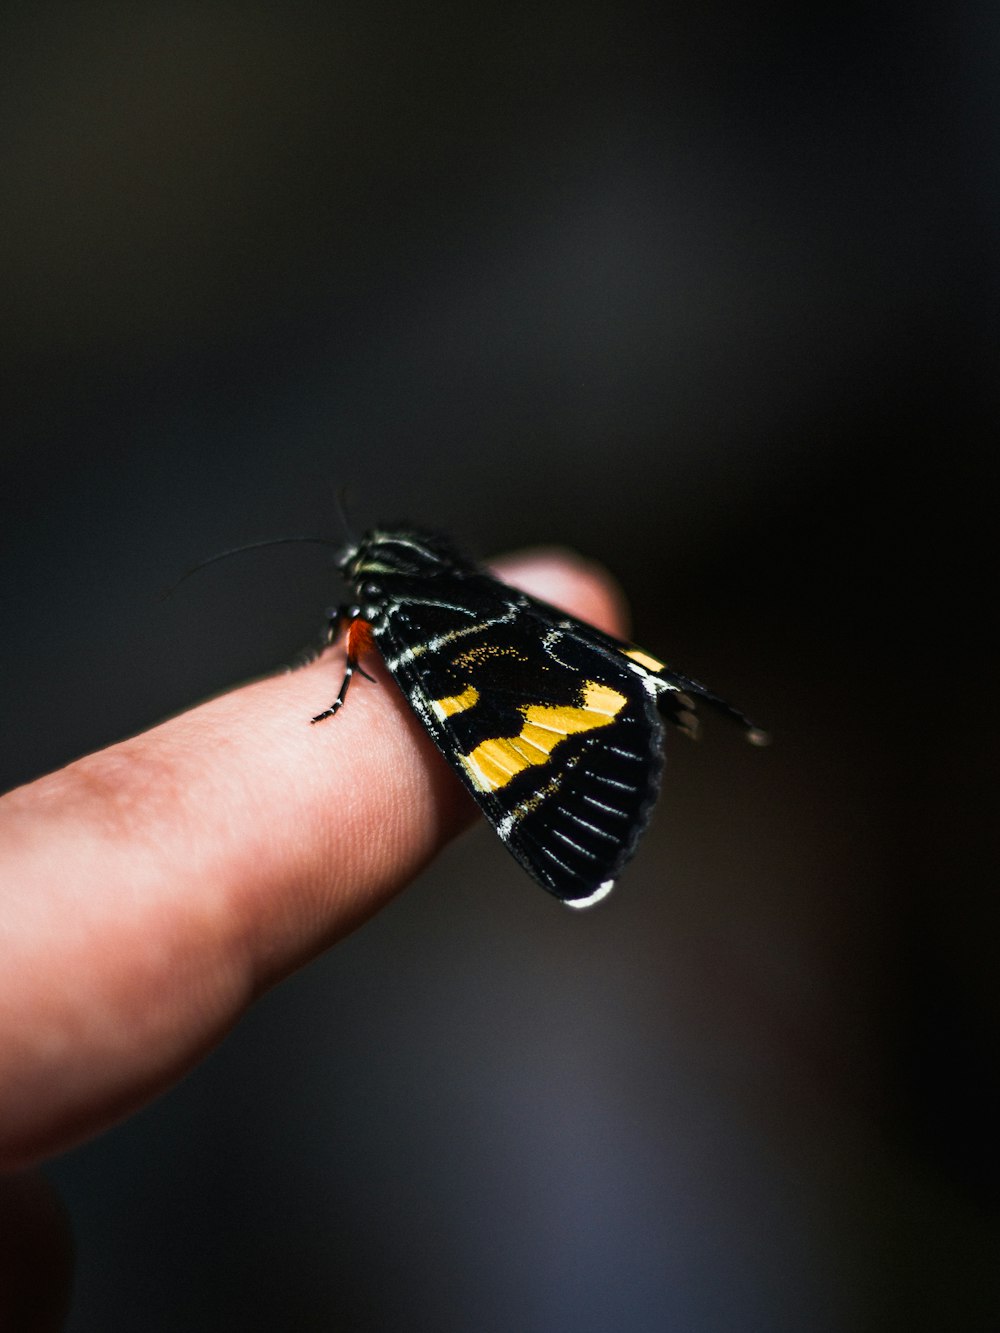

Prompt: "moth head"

[341,528,472,587]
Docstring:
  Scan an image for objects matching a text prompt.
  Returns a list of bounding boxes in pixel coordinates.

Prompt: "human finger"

[0,549,626,1168]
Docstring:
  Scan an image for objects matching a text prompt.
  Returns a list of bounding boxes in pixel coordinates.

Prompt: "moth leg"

[293,605,347,669]
[318,603,352,648]
[310,610,377,723]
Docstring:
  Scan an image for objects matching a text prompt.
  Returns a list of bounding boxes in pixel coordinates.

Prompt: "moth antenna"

[160,536,341,602]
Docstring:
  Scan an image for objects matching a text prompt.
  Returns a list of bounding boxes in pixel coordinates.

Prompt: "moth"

[312,528,767,908]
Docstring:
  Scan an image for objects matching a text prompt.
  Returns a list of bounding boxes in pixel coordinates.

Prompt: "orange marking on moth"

[346,617,375,663]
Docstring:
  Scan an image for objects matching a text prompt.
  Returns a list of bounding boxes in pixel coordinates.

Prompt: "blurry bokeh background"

[2,3,997,1329]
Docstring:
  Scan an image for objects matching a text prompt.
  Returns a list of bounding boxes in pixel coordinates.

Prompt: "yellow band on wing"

[430,685,480,719]
[460,681,627,793]
[623,648,665,672]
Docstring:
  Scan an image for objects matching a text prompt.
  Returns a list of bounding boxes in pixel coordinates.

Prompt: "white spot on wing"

[564,879,615,910]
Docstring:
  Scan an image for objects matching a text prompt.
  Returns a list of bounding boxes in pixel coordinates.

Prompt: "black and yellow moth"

[313,528,767,908]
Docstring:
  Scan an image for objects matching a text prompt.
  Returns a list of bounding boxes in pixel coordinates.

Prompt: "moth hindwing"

[311,528,766,908]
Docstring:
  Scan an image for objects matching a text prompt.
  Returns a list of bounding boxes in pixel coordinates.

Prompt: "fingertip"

[0,542,632,1167]
[490,548,630,640]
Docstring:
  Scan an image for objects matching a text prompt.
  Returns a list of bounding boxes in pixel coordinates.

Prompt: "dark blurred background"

[2,3,997,1329]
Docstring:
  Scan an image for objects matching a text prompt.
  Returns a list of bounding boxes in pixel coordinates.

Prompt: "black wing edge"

[502,695,666,909]
[657,670,770,747]
[559,615,770,747]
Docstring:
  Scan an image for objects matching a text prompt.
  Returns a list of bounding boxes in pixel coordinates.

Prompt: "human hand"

[0,547,625,1327]
[0,549,626,1172]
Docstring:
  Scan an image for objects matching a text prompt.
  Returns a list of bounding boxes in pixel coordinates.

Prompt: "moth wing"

[373,594,667,906]
[567,619,768,743]
[494,670,665,907]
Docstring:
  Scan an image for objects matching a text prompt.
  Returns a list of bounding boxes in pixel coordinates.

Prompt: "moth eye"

[364,581,381,598]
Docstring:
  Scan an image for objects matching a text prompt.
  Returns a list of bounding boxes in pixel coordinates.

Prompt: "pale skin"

[0,550,626,1327]
[0,551,626,1173]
